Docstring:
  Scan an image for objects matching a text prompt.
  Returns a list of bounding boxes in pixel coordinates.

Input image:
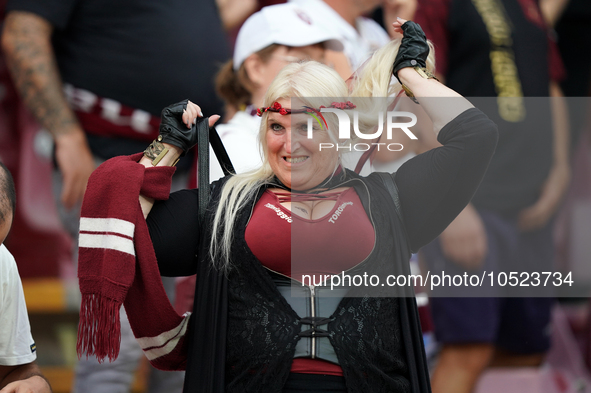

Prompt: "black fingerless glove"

[159,99,208,155]
[392,21,430,82]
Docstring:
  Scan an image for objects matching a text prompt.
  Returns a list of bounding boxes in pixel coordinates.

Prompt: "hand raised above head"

[391,18,430,82]
[158,99,220,154]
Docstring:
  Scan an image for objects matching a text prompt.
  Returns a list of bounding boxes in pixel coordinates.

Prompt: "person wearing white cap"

[209,3,344,181]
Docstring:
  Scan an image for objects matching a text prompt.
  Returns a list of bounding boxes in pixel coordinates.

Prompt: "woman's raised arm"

[386,20,498,251]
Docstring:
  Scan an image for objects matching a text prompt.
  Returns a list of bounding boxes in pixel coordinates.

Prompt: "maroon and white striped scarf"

[77,153,190,370]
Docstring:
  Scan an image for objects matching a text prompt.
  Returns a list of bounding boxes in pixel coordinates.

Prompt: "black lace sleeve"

[147,188,200,276]
[394,108,498,251]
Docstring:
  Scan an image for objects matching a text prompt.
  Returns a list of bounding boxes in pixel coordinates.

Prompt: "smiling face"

[265,98,339,190]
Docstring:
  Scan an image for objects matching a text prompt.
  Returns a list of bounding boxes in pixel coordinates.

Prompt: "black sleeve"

[147,189,200,277]
[6,0,78,30]
[394,108,498,251]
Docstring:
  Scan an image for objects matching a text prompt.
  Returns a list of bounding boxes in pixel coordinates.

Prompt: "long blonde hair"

[209,38,436,271]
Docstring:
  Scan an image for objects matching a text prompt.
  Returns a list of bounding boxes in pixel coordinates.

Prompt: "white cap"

[233,3,343,70]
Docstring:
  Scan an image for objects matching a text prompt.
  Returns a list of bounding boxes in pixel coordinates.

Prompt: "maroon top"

[246,189,375,278]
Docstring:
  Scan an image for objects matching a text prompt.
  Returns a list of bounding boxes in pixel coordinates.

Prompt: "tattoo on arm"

[2,11,81,137]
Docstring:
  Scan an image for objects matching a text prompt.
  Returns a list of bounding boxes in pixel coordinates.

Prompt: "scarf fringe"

[77,293,122,362]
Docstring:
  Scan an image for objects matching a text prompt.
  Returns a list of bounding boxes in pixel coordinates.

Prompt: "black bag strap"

[185,119,232,392]
[197,119,235,224]
[209,125,236,177]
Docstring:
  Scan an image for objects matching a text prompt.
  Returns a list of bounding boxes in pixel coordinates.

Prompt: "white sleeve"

[0,245,37,366]
[358,17,391,47]
[220,131,263,173]
[209,116,263,180]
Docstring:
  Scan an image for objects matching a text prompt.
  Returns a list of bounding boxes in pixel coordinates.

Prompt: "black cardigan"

[146,108,498,392]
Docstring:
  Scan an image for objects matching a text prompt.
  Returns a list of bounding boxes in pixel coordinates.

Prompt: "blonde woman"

[78,20,497,393]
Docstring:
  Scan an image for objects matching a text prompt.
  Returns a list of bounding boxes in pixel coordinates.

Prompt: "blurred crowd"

[0,0,590,392]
